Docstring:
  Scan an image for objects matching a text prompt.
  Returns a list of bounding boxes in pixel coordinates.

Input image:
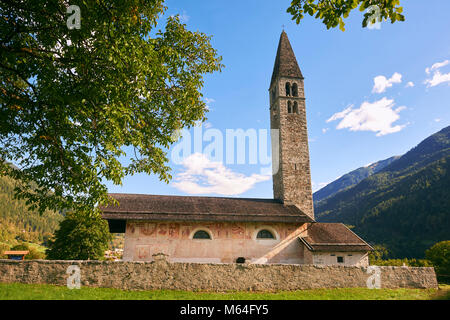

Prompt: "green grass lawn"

[0,283,448,300]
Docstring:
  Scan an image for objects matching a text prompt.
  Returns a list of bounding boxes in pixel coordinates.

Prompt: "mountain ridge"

[313,155,400,204]
[314,125,450,258]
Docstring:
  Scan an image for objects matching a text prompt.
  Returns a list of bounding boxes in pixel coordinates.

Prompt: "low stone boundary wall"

[0,257,438,291]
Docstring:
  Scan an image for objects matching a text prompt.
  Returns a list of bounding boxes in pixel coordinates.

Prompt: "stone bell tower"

[269,31,314,219]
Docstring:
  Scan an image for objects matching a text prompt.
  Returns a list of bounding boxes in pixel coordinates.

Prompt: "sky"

[106,0,450,198]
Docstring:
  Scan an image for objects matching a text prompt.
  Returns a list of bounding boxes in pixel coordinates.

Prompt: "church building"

[101,31,372,266]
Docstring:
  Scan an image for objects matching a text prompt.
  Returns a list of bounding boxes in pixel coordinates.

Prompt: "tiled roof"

[100,193,314,223]
[299,223,373,252]
[270,31,303,87]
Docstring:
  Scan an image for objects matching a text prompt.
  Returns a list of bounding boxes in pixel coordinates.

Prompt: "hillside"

[315,125,450,258]
[313,156,400,203]
[0,175,63,245]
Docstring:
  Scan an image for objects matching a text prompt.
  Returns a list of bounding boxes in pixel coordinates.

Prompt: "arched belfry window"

[293,101,298,114]
[193,230,211,239]
[292,83,298,97]
[285,82,291,96]
[287,101,292,114]
[256,229,275,239]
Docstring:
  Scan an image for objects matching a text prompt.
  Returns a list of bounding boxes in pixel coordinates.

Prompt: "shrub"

[10,243,45,260]
[46,211,111,260]
[0,243,9,259]
[426,241,450,281]
[370,258,432,267]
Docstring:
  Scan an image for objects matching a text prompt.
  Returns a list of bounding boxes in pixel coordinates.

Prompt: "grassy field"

[0,283,449,300]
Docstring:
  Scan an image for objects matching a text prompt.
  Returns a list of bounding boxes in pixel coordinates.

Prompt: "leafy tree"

[41,232,54,247]
[369,257,431,267]
[0,243,8,259]
[368,244,389,263]
[287,0,405,31]
[426,241,450,278]
[0,1,223,214]
[46,211,111,260]
[0,175,63,244]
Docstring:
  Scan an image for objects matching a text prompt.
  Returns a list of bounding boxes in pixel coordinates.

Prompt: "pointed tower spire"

[269,31,314,220]
[270,31,303,88]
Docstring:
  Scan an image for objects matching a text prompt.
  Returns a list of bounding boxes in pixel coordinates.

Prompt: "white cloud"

[322,128,329,134]
[424,60,450,87]
[424,70,450,87]
[372,72,402,93]
[425,60,449,74]
[172,153,270,195]
[434,118,441,123]
[326,104,353,123]
[326,97,407,136]
[405,81,414,88]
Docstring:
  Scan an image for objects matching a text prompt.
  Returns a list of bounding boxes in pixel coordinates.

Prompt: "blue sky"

[107,0,450,198]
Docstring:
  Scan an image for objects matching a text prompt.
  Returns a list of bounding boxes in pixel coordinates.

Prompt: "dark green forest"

[316,126,450,258]
[0,175,63,245]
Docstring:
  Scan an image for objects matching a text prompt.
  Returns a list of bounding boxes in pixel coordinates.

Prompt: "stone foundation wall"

[0,257,438,291]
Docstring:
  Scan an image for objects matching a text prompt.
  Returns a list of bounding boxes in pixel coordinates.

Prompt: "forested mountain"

[315,125,450,258]
[0,175,63,244]
[313,156,400,203]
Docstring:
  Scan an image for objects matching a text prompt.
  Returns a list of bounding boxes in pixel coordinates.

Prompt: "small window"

[292,83,298,97]
[236,257,246,264]
[287,101,292,113]
[293,102,298,114]
[257,229,275,239]
[193,230,211,239]
[337,256,344,263]
[285,82,291,96]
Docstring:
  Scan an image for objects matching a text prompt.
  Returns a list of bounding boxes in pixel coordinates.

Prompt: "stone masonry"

[270,31,314,219]
[0,258,438,291]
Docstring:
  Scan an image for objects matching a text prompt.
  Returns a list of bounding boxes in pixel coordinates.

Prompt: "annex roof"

[299,223,373,252]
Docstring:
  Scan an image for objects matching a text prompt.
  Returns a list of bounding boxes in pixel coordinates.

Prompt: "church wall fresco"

[123,221,369,266]
[123,221,308,264]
